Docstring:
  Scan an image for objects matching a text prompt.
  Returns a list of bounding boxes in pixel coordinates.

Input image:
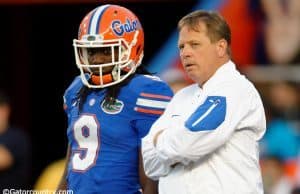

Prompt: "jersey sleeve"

[130,75,173,143]
[141,95,179,180]
[63,75,83,114]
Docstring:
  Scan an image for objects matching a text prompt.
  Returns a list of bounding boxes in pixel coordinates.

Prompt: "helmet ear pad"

[73,4,144,88]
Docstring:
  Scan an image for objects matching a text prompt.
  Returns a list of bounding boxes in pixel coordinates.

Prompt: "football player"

[57,4,173,194]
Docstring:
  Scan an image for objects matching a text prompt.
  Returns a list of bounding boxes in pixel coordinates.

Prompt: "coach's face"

[178,21,226,87]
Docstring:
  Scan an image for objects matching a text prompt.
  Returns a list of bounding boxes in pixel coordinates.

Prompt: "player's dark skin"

[87,47,116,74]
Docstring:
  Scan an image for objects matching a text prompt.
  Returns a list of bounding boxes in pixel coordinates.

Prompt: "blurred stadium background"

[0,0,299,192]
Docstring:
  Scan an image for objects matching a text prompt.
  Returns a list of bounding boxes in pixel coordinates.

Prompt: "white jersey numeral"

[72,115,100,171]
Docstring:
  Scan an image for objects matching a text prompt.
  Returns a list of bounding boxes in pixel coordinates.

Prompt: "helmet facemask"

[73,35,139,88]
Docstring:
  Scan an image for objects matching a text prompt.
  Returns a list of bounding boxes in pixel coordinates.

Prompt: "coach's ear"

[216,39,228,57]
[185,96,226,132]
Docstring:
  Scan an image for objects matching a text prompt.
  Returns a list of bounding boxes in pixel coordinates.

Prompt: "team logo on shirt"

[101,98,124,114]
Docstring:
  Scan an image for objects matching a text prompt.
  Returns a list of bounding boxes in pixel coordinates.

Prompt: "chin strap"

[90,64,119,85]
[90,61,137,86]
[91,74,113,85]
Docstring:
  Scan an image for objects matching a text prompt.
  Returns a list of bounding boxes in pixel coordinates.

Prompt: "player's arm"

[139,149,158,194]
[57,78,80,192]
[56,144,71,192]
[141,95,177,180]
[133,76,174,180]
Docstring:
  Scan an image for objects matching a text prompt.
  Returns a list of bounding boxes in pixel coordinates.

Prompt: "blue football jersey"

[63,74,173,194]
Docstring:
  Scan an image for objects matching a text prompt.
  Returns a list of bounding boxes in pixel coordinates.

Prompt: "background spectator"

[0,90,31,189]
[261,0,300,65]
[261,156,294,194]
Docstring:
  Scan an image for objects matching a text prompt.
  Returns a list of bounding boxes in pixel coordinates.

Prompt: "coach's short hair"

[178,10,231,55]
